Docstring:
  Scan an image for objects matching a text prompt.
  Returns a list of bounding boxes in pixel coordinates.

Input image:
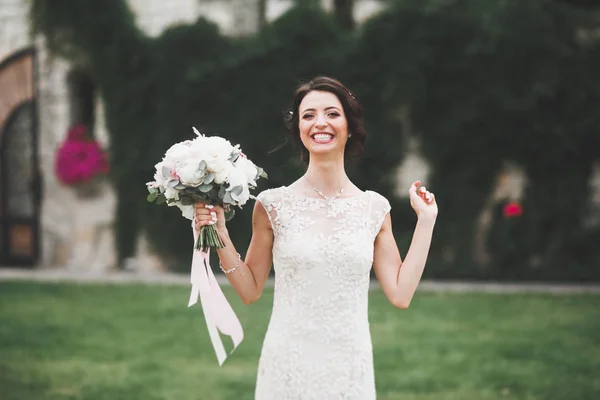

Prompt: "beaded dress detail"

[254,186,391,399]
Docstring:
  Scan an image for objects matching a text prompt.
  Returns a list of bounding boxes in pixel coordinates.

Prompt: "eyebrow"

[301,106,341,114]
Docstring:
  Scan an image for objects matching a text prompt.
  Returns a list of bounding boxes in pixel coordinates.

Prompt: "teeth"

[314,134,333,141]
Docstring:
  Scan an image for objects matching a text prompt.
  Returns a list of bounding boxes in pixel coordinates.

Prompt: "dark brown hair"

[284,76,366,164]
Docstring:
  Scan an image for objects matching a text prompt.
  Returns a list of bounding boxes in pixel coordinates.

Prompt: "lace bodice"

[254,186,391,399]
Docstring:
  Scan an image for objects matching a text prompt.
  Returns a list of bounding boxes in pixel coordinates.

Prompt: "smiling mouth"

[311,133,334,143]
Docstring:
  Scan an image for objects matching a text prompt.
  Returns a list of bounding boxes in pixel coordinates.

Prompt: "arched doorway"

[0,48,41,267]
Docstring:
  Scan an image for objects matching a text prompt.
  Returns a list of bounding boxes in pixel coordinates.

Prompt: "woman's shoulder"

[366,190,391,213]
[254,186,286,207]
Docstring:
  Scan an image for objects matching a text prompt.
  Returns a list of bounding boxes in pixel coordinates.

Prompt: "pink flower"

[55,125,110,185]
[503,202,523,218]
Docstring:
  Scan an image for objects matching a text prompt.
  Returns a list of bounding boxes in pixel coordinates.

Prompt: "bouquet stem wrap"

[187,218,243,366]
[195,224,225,252]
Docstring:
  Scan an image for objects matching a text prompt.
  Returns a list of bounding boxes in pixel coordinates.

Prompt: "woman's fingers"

[195,215,218,230]
[194,203,220,232]
[409,181,420,195]
[414,184,435,204]
[195,203,216,215]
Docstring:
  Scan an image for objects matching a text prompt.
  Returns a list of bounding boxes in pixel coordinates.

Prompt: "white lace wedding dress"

[254,186,391,399]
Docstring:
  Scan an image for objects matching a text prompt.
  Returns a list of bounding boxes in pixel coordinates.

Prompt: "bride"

[194,76,438,399]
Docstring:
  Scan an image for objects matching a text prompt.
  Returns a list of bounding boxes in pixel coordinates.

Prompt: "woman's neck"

[303,157,348,198]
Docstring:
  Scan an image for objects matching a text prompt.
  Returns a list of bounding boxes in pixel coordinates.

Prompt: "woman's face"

[298,90,349,160]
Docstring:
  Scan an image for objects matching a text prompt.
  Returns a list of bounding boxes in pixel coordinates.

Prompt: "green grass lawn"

[0,281,599,400]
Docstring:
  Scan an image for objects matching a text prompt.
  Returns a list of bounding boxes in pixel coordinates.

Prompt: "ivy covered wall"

[31,0,600,280]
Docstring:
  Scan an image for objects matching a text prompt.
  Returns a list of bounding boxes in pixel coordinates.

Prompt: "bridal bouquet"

[145,127,266,366]
[146,127,267,251]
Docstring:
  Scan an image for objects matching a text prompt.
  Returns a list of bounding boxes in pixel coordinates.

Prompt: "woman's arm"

[372,181,437,309]
[195,200,273,305]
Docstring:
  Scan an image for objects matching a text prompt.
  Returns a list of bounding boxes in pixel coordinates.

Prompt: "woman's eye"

[302,114,314,119]
[328,112,340,117]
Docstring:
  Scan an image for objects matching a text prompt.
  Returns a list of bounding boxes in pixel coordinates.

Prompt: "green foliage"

[30,0,600,280]
[364,0,600,280]
[29,2,405,270]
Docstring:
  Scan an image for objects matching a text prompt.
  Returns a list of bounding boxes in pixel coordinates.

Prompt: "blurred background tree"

[30,0,600,281]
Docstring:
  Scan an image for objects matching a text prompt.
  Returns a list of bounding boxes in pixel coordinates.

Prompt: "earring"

[349,134,353,138]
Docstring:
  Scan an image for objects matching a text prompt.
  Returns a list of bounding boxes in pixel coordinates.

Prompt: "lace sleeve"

[256,188,282,237]
[369,192,391,238]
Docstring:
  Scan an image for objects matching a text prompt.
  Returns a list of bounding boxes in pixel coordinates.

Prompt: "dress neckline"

[284,186,370,202]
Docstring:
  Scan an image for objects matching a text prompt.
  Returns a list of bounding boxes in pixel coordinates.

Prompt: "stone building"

[1,0,407,271]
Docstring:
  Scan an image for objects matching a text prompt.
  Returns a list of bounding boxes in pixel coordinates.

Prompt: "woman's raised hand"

[194,203,227,232]
[409,180,438,220]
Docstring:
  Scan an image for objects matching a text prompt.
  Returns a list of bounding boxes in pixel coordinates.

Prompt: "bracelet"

[219,252,241,274]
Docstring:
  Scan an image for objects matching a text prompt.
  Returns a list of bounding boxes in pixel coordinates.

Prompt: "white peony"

[153,167,167,188]
[235,157,258,186]
[165,186,179,201]
[226,164,247,189]
[237,185,250,205]
[214,168,229,185]
[165,141,192,161]
[187,138,209,161]
[204,136,235,156]
[178,161,203,187]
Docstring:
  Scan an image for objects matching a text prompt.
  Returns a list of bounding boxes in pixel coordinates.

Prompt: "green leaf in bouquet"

[230,191,240,202]
[174,183,186,190]
[198,160,207,171]
[181,196,195,206]
[194,169,206,181]
[162,166,171,179]
[147,186,158,194]
[218,186,226,200]
[231,185,243,196]
[258,168,268,179]
[147,191,158,202]
[156,194,166,205]
[167,180,179,188]
[223,191,234,204]
[204,172,215,184]
[199,183,212,193]
[224,208,235,222]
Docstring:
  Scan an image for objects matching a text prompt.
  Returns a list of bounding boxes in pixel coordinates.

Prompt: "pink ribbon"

[188,219,244,366]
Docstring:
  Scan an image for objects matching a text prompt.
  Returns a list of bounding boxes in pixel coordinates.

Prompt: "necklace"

[304,176,346,205]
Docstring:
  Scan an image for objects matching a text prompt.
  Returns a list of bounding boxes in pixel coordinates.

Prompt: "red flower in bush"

[503,201,523,218]
[55,124,109,185]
